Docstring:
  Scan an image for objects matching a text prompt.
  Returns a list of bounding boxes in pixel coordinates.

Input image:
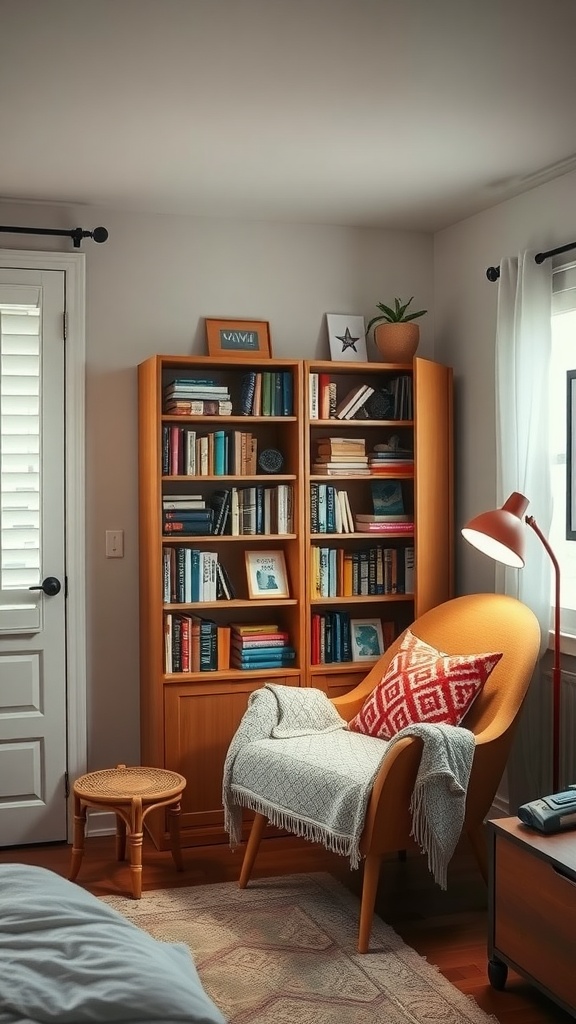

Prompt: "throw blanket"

[223,684,475,886]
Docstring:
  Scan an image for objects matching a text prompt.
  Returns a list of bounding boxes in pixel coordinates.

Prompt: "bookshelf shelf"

[161,534,298,544]
[163,598,299,610]
[164,666,301,683]
[310,594,414,605]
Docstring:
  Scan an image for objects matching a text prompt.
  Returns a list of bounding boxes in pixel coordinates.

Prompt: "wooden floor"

[0,832,571,1023]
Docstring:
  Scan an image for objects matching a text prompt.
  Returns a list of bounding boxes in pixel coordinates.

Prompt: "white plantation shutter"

[0,286,42,631]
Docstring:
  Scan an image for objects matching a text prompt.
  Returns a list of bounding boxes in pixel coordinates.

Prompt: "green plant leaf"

[403,309,427,321]
[375,303,396,320]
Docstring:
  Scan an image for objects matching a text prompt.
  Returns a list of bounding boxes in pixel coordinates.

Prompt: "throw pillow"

[348,628,502,740]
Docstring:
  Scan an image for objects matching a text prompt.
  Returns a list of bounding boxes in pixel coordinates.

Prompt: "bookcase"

[304,357,453,699]
[138,353,452,850]
[138,355,305,850]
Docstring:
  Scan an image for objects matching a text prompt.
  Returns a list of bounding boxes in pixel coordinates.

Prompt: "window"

[550,263,576,635]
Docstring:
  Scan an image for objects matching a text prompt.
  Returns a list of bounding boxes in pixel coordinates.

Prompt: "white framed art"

[326,314,368,361]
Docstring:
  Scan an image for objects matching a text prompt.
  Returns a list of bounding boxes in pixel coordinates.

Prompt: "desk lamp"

[462,491,561,792]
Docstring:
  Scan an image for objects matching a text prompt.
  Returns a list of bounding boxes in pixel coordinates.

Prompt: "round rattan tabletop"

[73,764,186,803]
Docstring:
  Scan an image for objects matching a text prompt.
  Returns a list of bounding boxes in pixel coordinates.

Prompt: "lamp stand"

[526,516,561,792]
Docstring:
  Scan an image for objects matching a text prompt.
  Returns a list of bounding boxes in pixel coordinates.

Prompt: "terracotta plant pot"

[373,322,420,362]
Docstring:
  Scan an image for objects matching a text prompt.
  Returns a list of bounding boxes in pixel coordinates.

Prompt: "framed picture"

[245,549,290,599]
[350,618,385,662]
[567,369,576,540]
[205,318,272,359]
[326,313,368,361]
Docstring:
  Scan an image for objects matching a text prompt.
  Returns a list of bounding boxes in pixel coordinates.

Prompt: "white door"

[0,269,67,845]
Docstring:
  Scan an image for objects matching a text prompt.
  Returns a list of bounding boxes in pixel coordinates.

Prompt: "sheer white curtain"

[496,251,553,806]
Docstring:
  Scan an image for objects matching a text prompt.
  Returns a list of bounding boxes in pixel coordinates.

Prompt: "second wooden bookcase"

[304,356,453,699]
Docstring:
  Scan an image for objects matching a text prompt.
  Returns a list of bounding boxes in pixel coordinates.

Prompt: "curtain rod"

[0,225,108,248]
[486,240,576,281]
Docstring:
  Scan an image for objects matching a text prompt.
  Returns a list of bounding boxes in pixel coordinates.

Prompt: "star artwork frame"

[326,313,368,362]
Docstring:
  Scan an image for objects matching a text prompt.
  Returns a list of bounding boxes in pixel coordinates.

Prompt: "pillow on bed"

[348,628,502,740]
[0,863,225,1024]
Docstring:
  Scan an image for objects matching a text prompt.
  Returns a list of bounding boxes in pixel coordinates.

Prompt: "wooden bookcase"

[138,353,453,850]
[138,355,305,850]
[304,357,454,700]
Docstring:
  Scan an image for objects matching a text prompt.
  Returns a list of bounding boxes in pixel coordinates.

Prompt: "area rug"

[101,873,495,1024]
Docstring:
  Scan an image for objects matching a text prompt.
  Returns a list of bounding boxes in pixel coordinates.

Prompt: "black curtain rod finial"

[486,266,500,282]
[0,224,109,248]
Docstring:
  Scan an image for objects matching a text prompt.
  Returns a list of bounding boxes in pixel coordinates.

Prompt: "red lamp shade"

[461,491,529,569]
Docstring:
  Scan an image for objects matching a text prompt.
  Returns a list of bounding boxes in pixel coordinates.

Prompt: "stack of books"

[240,371,293,416]
[164,378,232,416]
[230,623,296,670]
[335,384,375,420]
[353,479,414,533]
[312,437,370,476]
[162,506,214,535]
[368,437,414,473]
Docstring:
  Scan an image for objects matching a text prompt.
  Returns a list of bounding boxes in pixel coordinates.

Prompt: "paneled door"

[0,269,67,845]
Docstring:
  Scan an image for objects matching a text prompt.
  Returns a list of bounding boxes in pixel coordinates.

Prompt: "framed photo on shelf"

[205,318,272,359]
[350,618,385,662]
[326,313,368,362]
[245,549,290,599]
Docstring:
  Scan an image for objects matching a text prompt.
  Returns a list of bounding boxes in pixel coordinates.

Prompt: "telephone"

[517,787,576,834]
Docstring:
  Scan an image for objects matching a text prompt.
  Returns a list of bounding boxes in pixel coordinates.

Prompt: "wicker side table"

[69,764,186,898]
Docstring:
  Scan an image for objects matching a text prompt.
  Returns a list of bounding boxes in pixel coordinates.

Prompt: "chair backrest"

[335,593,541,743]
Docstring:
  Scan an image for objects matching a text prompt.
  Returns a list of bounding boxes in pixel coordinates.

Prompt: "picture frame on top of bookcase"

[205,317,272,359]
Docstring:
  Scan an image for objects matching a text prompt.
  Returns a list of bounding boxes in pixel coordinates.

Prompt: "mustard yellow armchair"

[239,593,540,952]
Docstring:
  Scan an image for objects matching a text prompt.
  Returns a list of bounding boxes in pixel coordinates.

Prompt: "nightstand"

[488,816,576,1018]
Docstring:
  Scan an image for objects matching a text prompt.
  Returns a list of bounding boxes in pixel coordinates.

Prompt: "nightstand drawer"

[495,835,576,1007]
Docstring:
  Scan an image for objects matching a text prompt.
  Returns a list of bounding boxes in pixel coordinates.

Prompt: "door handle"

[28,576,62,597]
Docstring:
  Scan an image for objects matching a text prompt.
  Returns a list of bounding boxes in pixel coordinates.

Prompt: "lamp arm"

[525,515,561,791]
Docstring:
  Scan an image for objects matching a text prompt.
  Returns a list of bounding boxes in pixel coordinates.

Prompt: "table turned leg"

[128,796,144,899]
[68,793,87,881]
[115,813,127,862]
[168,800,184,872]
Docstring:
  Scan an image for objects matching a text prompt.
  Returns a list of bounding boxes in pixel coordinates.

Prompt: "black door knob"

[28,576,61,597]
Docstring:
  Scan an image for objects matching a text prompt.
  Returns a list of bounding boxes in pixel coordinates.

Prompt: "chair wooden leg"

[358,851,381,953]
[238,812,267,889]
[467,821,488,884]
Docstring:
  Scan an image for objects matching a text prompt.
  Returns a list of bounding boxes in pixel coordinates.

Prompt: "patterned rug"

[102,873,495,1024]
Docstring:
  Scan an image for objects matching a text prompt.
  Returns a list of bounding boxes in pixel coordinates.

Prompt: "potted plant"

[366,296,427,362]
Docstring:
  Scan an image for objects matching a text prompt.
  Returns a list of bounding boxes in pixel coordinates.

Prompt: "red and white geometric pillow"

[348,628,503,740]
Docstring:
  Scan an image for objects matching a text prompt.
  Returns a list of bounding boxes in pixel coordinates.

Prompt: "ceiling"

[2,0,576,233]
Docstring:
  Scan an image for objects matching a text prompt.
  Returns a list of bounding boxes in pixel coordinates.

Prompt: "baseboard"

[85,810,116,837]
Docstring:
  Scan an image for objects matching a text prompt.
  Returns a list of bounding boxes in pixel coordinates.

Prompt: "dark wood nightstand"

[488,816,576,1018]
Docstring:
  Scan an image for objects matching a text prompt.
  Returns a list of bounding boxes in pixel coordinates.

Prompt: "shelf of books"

[304,357,454,699]
[138,355,305,849]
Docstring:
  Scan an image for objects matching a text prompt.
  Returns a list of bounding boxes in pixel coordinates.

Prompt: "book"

[232,634,289,648]
[165,400,233,416]
[355,513,411,523]
[229,622,280,634]
[355,521,415,533]
[341,386,375,420]
[335,384,370,419]
[371,480,405,516]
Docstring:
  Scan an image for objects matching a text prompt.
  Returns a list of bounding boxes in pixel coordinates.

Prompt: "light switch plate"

[105,530,124,558]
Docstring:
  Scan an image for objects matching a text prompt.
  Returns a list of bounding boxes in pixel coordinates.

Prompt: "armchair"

[238,593,540,952]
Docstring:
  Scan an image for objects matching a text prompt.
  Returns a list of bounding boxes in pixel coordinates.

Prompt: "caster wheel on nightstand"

[488,958,508,991]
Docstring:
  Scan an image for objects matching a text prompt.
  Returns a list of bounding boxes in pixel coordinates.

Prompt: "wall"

[434,168,576,594]
[0,201,433,771]
[434,169,576,805]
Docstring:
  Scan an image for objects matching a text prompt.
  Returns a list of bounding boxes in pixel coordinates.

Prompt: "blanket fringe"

[410,788,447,890]
[229,788,362,869]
